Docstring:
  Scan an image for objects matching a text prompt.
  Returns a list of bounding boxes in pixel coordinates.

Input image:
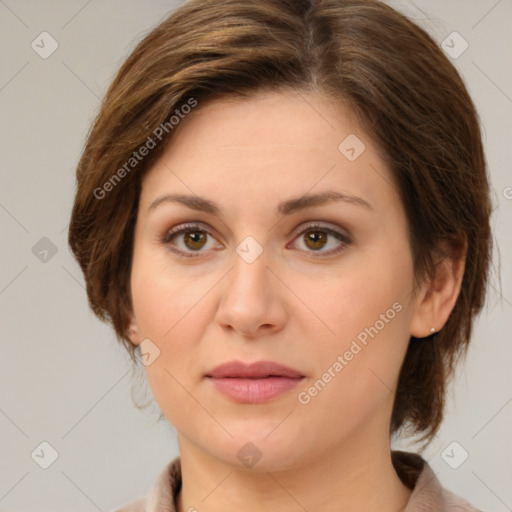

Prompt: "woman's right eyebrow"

[148,191,373,216]
[149,193,219,215]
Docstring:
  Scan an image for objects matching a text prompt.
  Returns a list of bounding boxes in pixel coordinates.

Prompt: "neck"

[176,432,412,512]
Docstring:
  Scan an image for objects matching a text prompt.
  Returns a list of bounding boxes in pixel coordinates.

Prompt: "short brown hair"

[68,0,492,443]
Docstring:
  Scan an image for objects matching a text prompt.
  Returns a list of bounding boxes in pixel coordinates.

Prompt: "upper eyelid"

[289,221,350,239]
[164,221,219,241]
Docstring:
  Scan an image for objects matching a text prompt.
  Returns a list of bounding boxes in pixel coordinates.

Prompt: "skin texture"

[127,90,464,512]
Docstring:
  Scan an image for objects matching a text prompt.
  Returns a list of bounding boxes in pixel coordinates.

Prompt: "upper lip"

[206,360,304,379]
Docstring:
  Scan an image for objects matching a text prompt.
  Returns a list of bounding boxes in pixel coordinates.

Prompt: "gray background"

[0,1,511,510]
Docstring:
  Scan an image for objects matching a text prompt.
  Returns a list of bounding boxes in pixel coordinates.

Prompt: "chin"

[203,422,310,473]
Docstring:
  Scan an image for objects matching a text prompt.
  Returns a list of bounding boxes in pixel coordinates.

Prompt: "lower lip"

[207,376,303,403]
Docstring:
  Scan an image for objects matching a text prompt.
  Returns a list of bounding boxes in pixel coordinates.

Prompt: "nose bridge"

[224,227,272,294]
[215,240,286,336]
[226,242,271,305]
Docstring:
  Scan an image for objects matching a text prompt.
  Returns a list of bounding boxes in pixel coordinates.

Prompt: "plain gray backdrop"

[1,1,511,510]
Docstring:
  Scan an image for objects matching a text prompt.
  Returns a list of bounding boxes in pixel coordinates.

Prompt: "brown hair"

[68,0,492,443]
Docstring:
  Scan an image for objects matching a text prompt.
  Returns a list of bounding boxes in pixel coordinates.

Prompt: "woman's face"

[128,90,425,470]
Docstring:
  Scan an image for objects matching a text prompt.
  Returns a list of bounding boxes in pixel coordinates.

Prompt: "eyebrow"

[148,190,373,216]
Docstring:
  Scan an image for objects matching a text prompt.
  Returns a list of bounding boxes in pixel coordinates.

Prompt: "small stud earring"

[427,327,438,340]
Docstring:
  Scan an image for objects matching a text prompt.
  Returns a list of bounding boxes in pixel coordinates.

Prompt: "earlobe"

[125,313,141,345]
[410,247,466,339]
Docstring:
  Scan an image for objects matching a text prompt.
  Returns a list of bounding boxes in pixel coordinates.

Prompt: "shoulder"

[112,496,146,512]
[442,487,484,511]
[392,450,483,512]
[111,457,182,512]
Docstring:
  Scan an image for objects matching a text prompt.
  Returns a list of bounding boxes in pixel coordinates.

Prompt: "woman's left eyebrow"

[148,190,373,216]
[278,191,373,214]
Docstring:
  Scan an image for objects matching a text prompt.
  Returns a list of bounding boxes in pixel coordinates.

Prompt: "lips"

[206,360,304,379]
[205,360,304,403]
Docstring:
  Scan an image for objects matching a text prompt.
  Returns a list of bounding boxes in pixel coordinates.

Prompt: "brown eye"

[303,230,328,251]
[162,223,221,258]
[290,223,351,257]
[182,230,208,250]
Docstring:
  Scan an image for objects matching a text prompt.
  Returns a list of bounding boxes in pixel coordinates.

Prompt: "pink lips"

[206,360,304,404]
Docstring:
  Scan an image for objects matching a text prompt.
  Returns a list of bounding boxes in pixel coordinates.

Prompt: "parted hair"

[68,0,492,443]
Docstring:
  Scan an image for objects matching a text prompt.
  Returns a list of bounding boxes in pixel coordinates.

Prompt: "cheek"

[129,247,210,398]
[130,265,212,426]
[130,243,215,340]
[303,244,413,350]
[298,246,414,416]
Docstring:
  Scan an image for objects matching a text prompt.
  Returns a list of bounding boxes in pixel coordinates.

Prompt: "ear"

[125,311,142,346]
[410,243,466,338]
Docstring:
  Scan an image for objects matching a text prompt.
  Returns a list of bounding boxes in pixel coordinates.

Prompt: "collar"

[137,450,463,511]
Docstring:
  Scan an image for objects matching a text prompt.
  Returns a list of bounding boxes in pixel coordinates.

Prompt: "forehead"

[165,90,360,156]
[139,90,400,219]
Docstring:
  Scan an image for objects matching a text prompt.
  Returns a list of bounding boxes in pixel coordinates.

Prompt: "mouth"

[206,360,304,379]
[205,360,305,403]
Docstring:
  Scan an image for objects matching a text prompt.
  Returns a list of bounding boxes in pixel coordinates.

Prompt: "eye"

[161,222,222,258]
[288,222,351,257]
[161,221,351,259]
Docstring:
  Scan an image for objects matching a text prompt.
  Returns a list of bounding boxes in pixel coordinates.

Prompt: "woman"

[68,0,492,510]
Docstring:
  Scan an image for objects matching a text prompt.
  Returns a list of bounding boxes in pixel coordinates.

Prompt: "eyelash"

[160,222,352,259]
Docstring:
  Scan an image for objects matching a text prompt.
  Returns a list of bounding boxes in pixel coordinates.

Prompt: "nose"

[215,247,288,339]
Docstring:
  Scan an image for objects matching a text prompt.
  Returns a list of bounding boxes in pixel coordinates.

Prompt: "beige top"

[114,451,482,511]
